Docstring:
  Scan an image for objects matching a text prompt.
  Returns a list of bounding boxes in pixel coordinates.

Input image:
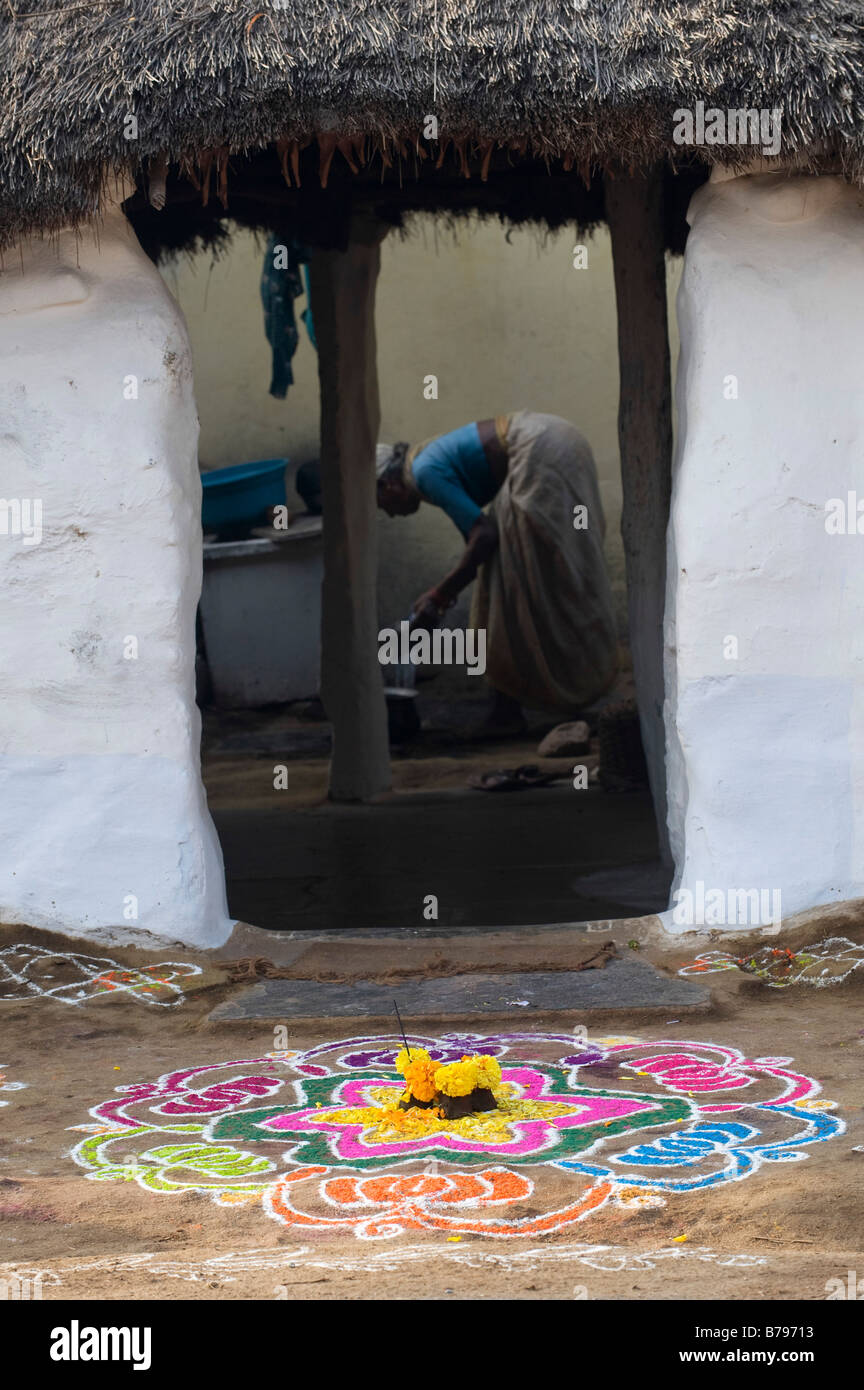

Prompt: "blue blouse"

[411,423,499,539]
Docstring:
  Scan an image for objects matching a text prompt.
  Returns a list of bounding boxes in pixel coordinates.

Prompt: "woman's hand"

[410,590,445,630]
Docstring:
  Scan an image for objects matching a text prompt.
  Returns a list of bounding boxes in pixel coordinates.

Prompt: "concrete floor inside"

[210,784,667,933]
[202,680,669,932]
[213,795,666,934]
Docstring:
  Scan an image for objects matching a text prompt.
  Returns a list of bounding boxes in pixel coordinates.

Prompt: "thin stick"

[393,1000,411,1059]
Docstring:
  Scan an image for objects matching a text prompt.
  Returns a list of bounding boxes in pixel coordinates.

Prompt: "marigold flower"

[434,1059,479,1096]
[473,1055,502,1090]
[404,1059,437,1102]
[394,1048,438,1101]
[394,1047,431,1077]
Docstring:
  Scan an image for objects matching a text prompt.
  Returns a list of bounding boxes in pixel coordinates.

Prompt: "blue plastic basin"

[201,458,288,533]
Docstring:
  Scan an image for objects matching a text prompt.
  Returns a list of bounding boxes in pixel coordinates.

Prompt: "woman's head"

[376,443,420,516]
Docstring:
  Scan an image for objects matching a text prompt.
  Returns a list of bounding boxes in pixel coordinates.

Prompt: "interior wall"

[162,219,682,661]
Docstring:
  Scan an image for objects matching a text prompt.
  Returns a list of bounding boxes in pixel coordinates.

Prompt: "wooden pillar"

[606,170,673,865]
[309,213,391,801]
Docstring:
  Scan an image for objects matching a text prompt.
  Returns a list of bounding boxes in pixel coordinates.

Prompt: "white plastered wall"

[0,198,232,946]
[664,170,864,928]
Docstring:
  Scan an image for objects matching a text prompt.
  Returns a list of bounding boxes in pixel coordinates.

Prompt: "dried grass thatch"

[1,0,862,246]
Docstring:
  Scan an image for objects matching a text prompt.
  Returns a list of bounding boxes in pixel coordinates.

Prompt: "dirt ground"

[1,910,863,1302]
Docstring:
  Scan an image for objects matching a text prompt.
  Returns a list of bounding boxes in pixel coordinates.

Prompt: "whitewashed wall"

[665,172,864,929]
[0,205,232,945]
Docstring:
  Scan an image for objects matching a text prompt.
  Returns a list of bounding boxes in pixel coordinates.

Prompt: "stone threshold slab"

[209,956,708,1022]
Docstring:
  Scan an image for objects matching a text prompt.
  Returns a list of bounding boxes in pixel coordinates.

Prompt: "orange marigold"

[394,1047,438,1102]
[403,1058,437,1102]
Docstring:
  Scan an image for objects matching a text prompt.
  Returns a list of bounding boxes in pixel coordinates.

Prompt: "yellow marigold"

[394,1047,431,1077]
[434,1058,479,1096]
[473,1055,502,1090]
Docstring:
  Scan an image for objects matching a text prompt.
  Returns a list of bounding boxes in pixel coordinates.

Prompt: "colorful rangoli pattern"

[0,945,201,1007]
[0,1065,28,1108]
[678,937,864,988]
[70,1032,844,1239]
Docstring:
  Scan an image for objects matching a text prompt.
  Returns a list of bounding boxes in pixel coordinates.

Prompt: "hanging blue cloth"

[260,235,316,397]
[300,262,317,351]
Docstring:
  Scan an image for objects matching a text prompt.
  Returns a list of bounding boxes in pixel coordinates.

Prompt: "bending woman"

[375,411,618,732]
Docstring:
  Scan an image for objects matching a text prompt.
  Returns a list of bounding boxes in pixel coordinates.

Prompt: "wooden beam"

[605,170,673,865]
[309,213,391,801]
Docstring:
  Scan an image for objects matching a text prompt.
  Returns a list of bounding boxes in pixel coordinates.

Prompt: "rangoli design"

[678,936,864,988]
[70,1032,844,1239]
[0,945,201,1006]
[0,1065,28,1108]
[0,1243,767,1286]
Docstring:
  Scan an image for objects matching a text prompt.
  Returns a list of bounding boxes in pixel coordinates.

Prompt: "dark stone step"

[209,956,708,1022]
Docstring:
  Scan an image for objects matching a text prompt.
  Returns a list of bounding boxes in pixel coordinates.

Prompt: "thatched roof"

[2,1,863,248]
